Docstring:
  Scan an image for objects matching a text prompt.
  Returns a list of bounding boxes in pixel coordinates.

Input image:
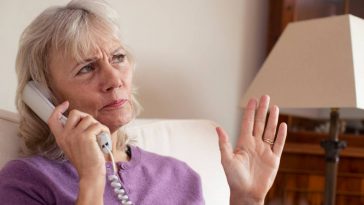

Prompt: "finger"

[253,95,270,137]
[48,101,69,136]
[84,123,111,151]
[272,122,287,156]
[85,123,110,138]
[262,105,279,144]
[216,127,233,162]
[64,109,88,130]
[240,98,258,139]
[76,115,97,132]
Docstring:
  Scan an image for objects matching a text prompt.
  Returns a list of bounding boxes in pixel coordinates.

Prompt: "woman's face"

[48,41,133,133]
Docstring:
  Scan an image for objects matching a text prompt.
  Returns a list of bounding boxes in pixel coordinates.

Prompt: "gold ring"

[263,138,274,145]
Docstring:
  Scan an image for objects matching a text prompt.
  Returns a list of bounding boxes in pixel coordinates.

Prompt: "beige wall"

[0,0,268,142]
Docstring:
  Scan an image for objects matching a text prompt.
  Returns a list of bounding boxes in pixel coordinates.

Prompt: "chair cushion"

[0,110,229,204]
[126,119,229,204]
[0,109,21,169]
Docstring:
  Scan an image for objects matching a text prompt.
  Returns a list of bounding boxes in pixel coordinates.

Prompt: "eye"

[111,54,126,64]
[77,64,95,75]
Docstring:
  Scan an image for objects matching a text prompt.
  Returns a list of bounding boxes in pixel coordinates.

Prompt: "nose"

[100,62,123,92]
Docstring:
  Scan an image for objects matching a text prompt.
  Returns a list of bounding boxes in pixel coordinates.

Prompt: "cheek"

[123,61,133,84]
[51,87,71,106]
[124,69,133,87]
[69,93,99,112]
[54,86,99,115]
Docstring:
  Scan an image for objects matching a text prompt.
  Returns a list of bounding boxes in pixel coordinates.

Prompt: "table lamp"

[241,14,364,205]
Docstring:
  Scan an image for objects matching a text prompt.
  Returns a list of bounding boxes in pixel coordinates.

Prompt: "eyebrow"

[71,46,125,71]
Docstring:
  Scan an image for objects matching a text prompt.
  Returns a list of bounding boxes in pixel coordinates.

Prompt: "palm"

[217,95,287,203]
[226,142,279,198]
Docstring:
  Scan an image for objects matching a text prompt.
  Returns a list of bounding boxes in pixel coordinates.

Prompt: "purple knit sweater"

[0,146,204,205]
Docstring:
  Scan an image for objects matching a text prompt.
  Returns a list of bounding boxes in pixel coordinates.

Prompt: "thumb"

[216,127,233,162]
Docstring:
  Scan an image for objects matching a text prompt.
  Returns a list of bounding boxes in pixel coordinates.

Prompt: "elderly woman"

[0,0,287,205]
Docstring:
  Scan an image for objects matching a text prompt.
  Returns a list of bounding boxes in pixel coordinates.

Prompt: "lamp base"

[320,139,346,205]
[320,108,347,205]
[320,140,347,163]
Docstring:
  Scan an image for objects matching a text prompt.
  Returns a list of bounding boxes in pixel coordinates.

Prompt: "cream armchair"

[0,109,229,205]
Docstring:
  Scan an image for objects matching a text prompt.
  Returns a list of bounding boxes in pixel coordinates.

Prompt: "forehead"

[76,40,123,61]
[48,41,124,78]
[51,38,123,63]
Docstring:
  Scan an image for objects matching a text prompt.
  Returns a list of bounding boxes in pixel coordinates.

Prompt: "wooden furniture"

[267,0,364,53]
[266,115,364,205]
[267,131,364,205]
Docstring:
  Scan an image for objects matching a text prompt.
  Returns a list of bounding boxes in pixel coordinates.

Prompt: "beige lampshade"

[241,14,364,109]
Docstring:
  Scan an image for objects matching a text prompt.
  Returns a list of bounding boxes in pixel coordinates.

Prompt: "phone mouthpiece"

[97,131,112,154]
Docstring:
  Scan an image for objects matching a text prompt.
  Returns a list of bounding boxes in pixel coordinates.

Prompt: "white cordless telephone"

[22,80,133,205]
[22,80,112,154]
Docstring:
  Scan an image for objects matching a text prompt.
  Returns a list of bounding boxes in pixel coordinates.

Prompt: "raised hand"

[217,95,287,205]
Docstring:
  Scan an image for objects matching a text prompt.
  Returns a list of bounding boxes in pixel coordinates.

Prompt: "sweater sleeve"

[179,161,205,204]
[0,160,51,205]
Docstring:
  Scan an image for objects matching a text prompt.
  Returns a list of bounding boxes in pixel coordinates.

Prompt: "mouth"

[102,99,128,110]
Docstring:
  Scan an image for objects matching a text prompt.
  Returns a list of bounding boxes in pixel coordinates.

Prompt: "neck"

[104,131,130,162]
[105,147,130,162]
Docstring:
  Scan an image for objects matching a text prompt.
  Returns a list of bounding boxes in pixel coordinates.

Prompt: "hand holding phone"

[23,81,133,204]
[22,81,112,154]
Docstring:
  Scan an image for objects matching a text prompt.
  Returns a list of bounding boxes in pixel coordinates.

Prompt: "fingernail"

[270,105,278,111]
[59,101,69,113]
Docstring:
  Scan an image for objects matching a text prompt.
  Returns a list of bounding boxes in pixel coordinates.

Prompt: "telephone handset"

[23,81,133,204]
[22,80,112,154]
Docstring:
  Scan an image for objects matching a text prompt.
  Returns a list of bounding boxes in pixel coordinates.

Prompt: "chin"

[97,103,134,132]
[99,113,133,133]
[109,119,133,133]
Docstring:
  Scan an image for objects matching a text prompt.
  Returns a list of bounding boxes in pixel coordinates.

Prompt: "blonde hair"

[15,0,141,160]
